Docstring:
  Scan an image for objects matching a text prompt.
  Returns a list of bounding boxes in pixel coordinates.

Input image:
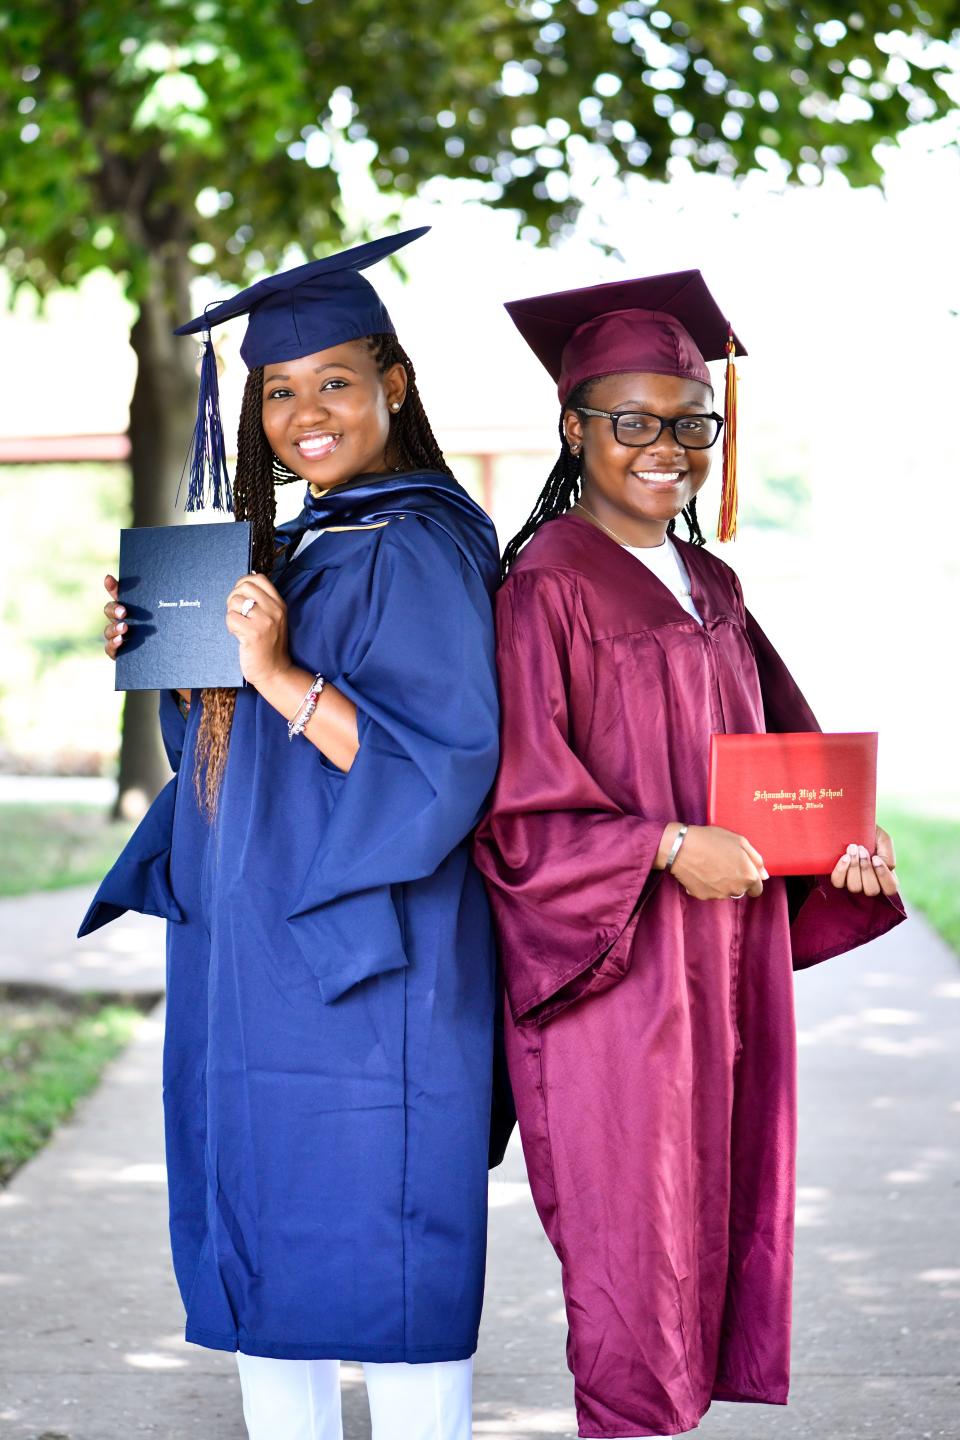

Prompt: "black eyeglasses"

[577,407,724,450]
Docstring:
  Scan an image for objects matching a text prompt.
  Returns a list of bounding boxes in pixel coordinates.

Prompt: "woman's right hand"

[101,575,191,706]
[660,822,767,900]
[102,573,126,659]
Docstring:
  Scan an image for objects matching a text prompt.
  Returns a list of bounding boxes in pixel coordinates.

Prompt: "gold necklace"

[575,500,665,550]
[573,500,634,547]
[572,502,691,598]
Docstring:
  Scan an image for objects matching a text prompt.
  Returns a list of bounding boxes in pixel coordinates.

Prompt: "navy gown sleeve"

[77,692,184,935]
[159,688,187,772]
[286,517,499,1004]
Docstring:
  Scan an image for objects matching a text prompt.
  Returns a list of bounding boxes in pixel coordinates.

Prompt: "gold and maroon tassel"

[717,332,738,542]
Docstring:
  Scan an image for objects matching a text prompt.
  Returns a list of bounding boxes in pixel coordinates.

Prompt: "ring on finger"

[240,597,256,618]
[730,889,747,899]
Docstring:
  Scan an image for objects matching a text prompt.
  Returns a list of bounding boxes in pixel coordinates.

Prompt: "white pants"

[236,1352,473,1440]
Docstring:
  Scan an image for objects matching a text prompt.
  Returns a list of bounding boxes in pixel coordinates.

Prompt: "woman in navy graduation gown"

[83,229,502,1440]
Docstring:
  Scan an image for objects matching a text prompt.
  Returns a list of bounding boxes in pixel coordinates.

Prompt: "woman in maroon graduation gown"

[474,272,906,1439]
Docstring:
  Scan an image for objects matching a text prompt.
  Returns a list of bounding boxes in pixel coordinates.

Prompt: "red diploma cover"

[708,732,878,876]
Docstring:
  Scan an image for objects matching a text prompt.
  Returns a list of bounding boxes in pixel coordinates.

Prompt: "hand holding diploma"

[225,571,360,773]
[104,567,293,688]
[101,573,190,704]
[656,819,899,901]
[656,822,769,900]
[101,564,357,769]
[225,571,290,690]
[102,573,126,658]
[830,826,898,897]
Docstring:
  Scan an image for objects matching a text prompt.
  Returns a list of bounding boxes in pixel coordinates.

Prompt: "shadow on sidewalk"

[0,912,957,1438]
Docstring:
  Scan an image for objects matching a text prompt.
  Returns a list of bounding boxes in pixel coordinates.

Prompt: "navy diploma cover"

[114,521,252,691]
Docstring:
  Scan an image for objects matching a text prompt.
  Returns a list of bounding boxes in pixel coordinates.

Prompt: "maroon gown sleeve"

[742,600,907,968]
[473,570,667,1025]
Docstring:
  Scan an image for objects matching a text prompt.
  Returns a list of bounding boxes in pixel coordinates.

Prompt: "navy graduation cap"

[174,226,430,512]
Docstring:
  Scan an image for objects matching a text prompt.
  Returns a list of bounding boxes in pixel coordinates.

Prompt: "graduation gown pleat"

[79,475,501,1363]
[473,513,905,1437]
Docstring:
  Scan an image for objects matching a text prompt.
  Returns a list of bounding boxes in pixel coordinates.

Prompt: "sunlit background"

[2,13,959,1440]
[2,133,957,813]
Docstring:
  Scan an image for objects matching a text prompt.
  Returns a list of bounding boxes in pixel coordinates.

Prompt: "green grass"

[0,988,150,1185]
[0,803,134,898]
[878,807,960,953]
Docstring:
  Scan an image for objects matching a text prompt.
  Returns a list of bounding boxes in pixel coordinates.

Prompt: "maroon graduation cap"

[505,270,746,541]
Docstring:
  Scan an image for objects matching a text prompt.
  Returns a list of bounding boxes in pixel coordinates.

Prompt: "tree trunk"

[114,245,198,819]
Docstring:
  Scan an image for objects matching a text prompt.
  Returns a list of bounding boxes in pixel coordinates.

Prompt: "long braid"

[193,367,278,818]
[502,382,707,577]
[501,380,594,578]
[192,337,449,819]
[233,366,284,573]
[669,494,706,548]
[365,333,452,475]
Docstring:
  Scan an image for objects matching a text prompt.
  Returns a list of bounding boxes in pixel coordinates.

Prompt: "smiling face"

[565,371,716,546]
[260,338,407,488]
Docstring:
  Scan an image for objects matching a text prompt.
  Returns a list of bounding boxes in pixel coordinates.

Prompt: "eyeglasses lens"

[615,414,720,448]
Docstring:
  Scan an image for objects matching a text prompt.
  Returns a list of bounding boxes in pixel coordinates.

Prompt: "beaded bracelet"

[288,673,326,741]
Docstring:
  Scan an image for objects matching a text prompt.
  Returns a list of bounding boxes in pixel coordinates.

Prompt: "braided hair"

[192,332,449,818]
[501,379,706,579]
[366,333,452,477]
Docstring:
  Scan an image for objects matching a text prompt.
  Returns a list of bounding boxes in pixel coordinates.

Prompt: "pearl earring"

[391,401,401,412]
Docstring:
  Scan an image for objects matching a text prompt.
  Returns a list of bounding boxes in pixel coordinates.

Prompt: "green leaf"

[2,0,957,297]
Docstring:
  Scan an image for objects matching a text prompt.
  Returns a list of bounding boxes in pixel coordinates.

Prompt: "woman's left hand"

[829,824,898,897]
[226,573,292,689]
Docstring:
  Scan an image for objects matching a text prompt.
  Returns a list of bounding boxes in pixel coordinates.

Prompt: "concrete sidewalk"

[0,892,957,1438]
[0,887,164,995]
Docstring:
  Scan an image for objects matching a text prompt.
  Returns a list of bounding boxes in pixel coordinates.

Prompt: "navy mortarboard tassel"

[184,327,233,513]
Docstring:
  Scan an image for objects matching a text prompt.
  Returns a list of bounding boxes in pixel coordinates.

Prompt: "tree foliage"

[1,0,957,810]
[2,0,959,299]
